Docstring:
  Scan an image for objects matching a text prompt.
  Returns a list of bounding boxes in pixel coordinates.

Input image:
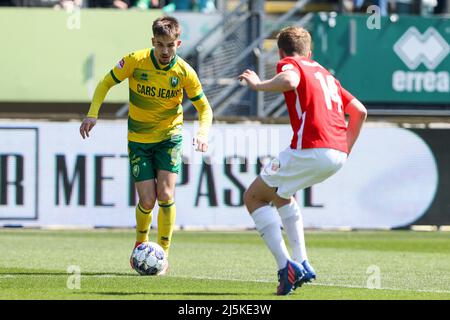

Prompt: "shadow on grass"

[83,291,260,297]
[0,271,134,277]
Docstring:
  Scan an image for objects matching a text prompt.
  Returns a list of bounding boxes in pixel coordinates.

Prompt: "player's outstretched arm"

[345,98,367,153]
[191,98,213,153]
[79,71,118,139]
[193,136,209,153]
[80,117,97,139]
[185,67,213,153]
[238,69,299,92]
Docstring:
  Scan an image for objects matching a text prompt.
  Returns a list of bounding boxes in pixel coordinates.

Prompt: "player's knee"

[157,190,174,203]
[139,197,156,211]
[272,196,291,209]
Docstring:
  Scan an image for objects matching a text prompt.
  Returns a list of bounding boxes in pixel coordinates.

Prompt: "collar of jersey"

[150,48,178,71]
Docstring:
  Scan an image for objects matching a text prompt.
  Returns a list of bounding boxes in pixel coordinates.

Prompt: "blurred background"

[0,0,449,231]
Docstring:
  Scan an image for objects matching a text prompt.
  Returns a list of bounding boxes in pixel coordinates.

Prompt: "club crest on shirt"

[170,76,179,88]
[116,59,125,69]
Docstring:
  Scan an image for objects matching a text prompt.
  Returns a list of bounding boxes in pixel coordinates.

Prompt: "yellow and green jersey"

[87,48,212,143]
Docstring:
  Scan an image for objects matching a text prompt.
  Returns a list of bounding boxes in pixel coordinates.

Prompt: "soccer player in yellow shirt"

[79,16,213,275]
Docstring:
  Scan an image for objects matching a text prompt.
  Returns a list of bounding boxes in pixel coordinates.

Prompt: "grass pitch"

[0,229,449,300]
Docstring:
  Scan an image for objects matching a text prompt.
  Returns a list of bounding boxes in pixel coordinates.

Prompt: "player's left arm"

[342,87,367,154]
[184,67,213,152]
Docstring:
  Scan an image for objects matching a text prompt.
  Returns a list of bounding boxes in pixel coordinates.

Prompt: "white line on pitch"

[1,273,449,294]
[172,275,450,294]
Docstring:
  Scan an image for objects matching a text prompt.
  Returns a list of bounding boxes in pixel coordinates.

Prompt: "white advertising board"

[0,121,438,229]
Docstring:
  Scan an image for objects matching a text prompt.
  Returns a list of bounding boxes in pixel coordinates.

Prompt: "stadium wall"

[0,120,448,229]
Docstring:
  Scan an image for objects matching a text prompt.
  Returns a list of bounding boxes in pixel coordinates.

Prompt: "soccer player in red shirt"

[239,26,367,295]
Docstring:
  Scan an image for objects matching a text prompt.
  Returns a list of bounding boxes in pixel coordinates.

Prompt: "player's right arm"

[80,54,135,139]
[342,88,367,153]
[238,68,300,92]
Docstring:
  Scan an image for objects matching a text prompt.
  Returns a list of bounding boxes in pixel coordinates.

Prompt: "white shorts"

[260,147,347,199]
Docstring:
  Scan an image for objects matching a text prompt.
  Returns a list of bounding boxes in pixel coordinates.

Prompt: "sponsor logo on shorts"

[132,164,140,178]
[130,155,141,164]
[169,147,181,166]
[264,158,280,175]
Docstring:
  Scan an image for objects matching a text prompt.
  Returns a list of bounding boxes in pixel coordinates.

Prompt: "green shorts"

[128,135,182,182]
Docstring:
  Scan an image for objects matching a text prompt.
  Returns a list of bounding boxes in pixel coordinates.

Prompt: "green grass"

[0,229,449,300]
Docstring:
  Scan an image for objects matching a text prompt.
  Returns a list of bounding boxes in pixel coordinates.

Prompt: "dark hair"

[152,16,181,39]
[277,26,311,57]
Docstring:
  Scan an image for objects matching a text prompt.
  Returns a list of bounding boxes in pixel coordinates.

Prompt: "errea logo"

[394,27,449,70]
[392,27,449,93]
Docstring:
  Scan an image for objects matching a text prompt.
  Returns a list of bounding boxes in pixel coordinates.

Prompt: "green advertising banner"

[311,14,450,104]
[0,8,161,103]
[0,9,220,103]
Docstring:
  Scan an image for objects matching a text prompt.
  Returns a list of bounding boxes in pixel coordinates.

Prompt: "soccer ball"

[131,242,166,276]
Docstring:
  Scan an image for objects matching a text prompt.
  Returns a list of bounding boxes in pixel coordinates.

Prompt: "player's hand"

[238,69,261,90]
[193,136,208,153]
[80,117,97,139]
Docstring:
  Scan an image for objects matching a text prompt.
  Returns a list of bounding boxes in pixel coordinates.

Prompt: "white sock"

[251,205,290,270]
[278,201,308,263]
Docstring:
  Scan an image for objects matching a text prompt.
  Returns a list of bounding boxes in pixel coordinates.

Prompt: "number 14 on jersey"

[314,72,343,113]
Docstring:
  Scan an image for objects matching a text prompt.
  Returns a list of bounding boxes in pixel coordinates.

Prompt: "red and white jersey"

[277,56,355,154]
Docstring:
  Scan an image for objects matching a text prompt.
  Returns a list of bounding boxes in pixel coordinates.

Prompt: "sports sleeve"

[184,66,213,139]
[86,54,135,118]
[340,87,356,112]
[110,53,136,84]
[276,58,301,77]
[86,72,118,118]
